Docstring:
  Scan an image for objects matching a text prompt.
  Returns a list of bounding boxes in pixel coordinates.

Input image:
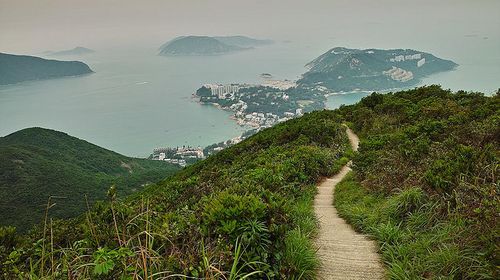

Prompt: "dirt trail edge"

[314,127,384,279]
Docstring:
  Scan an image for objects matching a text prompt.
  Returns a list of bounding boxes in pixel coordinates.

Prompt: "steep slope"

[159,36,248,56]
[1,112,351,279]
[298,47,457,92]
[0,53,93,85]
[335,86,499,279]
[0,128,179,231]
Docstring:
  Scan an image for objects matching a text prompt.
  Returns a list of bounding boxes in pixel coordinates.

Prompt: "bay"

[0,44,313,157]
[1,36,498,157]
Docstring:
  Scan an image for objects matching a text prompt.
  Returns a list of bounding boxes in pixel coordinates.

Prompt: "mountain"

[0,53,93,85]
[298,47,457,92]
[159,36,248,56]
[1,87,498,279]
[158,35,272,56]
[47,46,95,56]
[0,128,180,231]
[213,36,273,47]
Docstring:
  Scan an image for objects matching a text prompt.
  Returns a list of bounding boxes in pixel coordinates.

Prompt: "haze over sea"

[1,0,498,157]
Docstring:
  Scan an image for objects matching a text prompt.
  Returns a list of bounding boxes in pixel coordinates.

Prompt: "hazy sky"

[1,0,499,56]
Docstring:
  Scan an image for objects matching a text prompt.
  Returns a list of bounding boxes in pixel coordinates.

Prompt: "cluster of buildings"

[389,53,426,68]
[390,53,422,62]
[199,82,304,129]
[207,135,245,154]
[203,80,296,100]
[383,66,414,82]
[152,146,205,167]
[234,109,303,128]
[203,84,242,99]
[261,79,296,90]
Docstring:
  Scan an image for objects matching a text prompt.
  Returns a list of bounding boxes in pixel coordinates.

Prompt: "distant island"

[298,47,457,92]
[0,127,179,231]
[193,47,458,131]
[45,46,95,56]
[159,35,273,56]
[0,52,93,85]
[212,35,273,47]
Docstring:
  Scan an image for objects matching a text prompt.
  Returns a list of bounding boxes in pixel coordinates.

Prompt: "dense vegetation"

[197,85,325,119]
[159,36,248,56]
[335,86,499,279]
[0,128,179,232]
[159,36,271,56]
[298,47,457,92]
[2,86,496,279]
[0,53,93,85]
[1,112,350,279]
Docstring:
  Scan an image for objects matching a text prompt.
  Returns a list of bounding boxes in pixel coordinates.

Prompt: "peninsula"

[194,47,458,131]
[195,80,324,128]
[298,47,457,92]
[0,52,93,85]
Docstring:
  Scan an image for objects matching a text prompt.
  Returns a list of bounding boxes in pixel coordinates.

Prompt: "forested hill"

[298,47,457,92]
[1,113,351,279]
[159,35,272,56]
[0,52,93,85]
[0,128,179,231]
[159,36,248,56]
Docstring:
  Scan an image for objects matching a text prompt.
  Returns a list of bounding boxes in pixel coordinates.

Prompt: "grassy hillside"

[0,128,180,232]
[0,112,350,279]
[1,86,496,279]
[335,86,499,279]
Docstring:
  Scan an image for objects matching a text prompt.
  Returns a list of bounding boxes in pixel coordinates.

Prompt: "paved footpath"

[314,128,385,279]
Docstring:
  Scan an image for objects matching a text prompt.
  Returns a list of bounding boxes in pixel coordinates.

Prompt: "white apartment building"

[390,53,422,63]
[204,84,240,99]
[417,58,426,67]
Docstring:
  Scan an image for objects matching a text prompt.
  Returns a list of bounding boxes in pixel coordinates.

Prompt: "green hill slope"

[335,86,499,279]
[1,113,351,279]
[0,128,179,232]
[298,47,457,92]
[1,87,497,279]
[0,53,93,85]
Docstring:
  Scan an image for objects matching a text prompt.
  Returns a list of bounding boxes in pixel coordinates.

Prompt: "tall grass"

[334,172,495,279]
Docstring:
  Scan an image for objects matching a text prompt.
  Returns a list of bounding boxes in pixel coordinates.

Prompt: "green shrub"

[281,228,318,280]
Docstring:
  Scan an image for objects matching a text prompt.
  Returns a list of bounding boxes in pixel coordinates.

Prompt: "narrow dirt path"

[314,127,384,279]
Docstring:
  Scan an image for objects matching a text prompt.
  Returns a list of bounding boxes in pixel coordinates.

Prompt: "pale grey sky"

[1,0,499,55]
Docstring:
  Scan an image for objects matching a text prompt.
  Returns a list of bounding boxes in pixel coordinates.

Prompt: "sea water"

[0,44,312,157]
[1,36,498,157]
